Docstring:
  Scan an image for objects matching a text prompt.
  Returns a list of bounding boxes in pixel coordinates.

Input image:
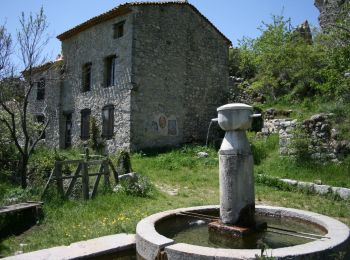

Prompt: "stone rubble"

[260,175,350,200]
[197,152,208,158]
[260,112,350,161]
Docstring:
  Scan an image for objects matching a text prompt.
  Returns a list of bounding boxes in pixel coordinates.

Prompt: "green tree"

[232,15,341,102]
[317,2,350,101]
[0,8,50,189]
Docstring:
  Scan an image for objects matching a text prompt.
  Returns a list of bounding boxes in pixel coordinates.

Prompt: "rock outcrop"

[294,20,313,44]
[315,0,348,31]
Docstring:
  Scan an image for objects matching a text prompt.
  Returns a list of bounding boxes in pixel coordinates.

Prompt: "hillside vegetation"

[228,4,349,125]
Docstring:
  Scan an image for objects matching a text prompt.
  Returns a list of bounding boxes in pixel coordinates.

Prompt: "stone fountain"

[136,103,350,260]
[208,103,260,236]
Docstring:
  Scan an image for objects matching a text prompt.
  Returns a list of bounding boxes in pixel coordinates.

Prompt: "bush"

[27,149,64,188]
[27,148,81,191]
[1,187,40,205]
[0,120,18,181]
[116,150,133,175]
[114,173,153,197]
[89,116,105,154]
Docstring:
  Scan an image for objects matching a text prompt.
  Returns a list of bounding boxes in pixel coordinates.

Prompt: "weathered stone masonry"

[61,10,133,153]
[260,113,350,161]
[28,2,231,153]
[315,0,349,31]
[27,62,63,148]
[130,4,229,150]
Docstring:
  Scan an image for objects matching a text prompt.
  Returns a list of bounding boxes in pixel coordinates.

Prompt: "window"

[64,113,72,148]
[36,115,46,139]
[102,105,114,139]
[36,78,45,100]
[104,55,116,87]
[81,109,91,140]
[82,63,92,92]
[113,21,125,39]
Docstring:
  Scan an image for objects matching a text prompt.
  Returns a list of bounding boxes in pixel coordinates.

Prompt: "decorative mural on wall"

[152,114,178,136]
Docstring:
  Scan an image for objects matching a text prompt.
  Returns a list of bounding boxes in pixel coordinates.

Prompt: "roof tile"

[57,1,231,45]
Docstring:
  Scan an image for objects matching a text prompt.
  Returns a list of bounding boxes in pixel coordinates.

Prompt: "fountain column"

[217,103,259,227]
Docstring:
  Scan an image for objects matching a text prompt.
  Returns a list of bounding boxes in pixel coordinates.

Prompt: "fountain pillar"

[219,131,255,226]
[217,103,259,227]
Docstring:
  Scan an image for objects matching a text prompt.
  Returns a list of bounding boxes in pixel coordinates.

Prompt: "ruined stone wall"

[27,66,62,148]
[130,5,229,150]
[315,0,348,30]
[61,12,134,153]
[261,114,350,162]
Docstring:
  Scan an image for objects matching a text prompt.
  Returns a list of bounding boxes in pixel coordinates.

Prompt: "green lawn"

[1,144,349,256]
[250,134,350,188]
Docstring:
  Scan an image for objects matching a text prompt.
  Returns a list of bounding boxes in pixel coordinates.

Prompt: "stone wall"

[130,4,229,150]
[27,64,62,148]
[61,12,134,153]
[261,113,350,161]
[315,0,348,31]
[302,114,350,161]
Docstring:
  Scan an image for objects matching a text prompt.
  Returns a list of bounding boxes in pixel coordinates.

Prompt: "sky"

[1,0,319,69]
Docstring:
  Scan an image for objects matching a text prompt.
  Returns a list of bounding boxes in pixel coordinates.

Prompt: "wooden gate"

[42,151,118,200]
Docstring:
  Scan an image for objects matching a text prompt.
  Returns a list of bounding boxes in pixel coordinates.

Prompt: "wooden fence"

[42,150,118,200]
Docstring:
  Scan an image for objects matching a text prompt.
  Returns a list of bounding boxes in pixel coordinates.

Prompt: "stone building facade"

[28,2,231,152]
[27,61,64,148]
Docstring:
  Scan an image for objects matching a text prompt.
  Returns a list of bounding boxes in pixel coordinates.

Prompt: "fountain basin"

[136,205,349,259]
[217,103,257,131]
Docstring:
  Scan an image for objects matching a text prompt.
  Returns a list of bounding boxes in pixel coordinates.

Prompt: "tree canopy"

[229,3,350,103]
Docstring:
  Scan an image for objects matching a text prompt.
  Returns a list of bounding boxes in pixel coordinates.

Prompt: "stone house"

[28,1,231,152]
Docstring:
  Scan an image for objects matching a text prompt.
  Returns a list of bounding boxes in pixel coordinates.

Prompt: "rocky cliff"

[315,0,348,30]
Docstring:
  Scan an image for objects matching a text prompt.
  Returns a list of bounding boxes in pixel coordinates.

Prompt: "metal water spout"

[217,103,260,226]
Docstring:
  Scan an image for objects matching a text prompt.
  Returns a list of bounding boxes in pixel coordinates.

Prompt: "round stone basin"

[156,211,326,249]
[136,205,350,259]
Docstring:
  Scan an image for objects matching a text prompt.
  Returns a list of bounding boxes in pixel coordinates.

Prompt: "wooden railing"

[42,149,118,200]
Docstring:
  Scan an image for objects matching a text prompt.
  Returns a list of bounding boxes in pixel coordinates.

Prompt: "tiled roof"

[23,59,63,76]
[56,1,231,45]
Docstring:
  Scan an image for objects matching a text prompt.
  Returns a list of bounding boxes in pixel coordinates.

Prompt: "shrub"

[27,149,64,188]
[27,148,81,191]
[1,187,40,205]
[0,120,18,181]
[115,173,153,197]
[116,150,133,175]
[89,116,105,154]
[290,127,311,161]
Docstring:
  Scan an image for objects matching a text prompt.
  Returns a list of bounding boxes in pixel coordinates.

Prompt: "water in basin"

[156,211,327,249]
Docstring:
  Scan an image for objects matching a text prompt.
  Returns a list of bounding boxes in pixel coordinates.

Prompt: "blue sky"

[1,0,319,68]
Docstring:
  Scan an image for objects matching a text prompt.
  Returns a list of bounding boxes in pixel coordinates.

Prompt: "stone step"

[4,233,135,260]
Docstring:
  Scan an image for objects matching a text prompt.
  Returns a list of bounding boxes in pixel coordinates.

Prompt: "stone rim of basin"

[135,205,350,260]
[217,103,253,111]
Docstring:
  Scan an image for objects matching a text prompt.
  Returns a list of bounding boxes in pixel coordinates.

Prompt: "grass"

[249,133,350,188]
[256,153,350,188]
[0,144,349,256]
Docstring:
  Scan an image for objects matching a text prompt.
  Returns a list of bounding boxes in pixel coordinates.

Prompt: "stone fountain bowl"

[136,205,350,260]
[217,103,255,131]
